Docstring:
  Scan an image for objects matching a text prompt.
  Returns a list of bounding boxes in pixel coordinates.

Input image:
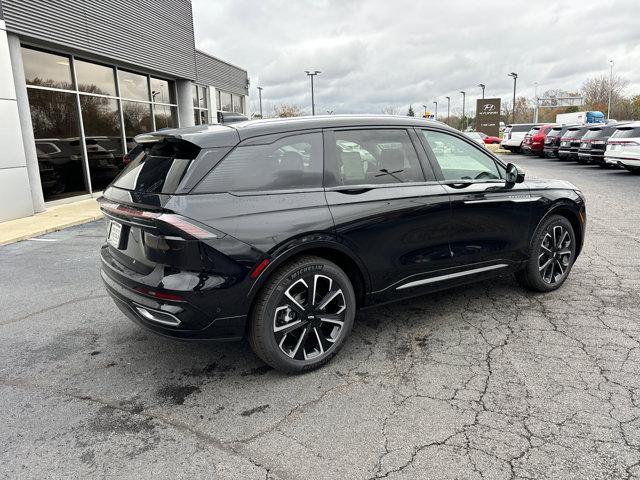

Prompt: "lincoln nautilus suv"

[99,115,586,373]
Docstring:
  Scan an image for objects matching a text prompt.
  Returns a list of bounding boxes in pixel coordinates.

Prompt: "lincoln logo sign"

[476,98,501,137]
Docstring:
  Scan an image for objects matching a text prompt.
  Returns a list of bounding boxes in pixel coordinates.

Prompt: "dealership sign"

[476,98,501,137]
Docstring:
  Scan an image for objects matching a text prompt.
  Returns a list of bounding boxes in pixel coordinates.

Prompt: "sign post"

[475,98,501,137]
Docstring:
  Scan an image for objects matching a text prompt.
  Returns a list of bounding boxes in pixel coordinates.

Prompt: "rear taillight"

[591,141,605,145]
[581,139,592,143]
[609,140,640,146]
[99,200,218,240]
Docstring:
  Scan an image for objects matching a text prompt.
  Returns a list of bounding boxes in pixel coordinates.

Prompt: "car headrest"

[339,151,365,181]
[280,151,303,170]
[380,148,405,171]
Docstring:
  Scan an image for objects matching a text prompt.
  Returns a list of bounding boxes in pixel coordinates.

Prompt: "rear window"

[511,125,535,132]
[195,132,323,193]
[527,127,541,135]
[564,128,587,139]
[112,140,201,193]
[546,127,563,138]
[611,127,640,139]
[583,128,605,140]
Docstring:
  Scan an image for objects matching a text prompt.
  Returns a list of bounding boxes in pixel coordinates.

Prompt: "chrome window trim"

[396,264,509,290]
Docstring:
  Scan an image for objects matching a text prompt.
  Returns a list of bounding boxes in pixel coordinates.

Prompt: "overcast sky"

[193,0,640,117]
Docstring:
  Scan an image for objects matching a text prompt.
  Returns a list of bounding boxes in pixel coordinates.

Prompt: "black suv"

[99,116,586,373]
[543,124,579,158]
[577,122,630,166]
[558,125,590,161]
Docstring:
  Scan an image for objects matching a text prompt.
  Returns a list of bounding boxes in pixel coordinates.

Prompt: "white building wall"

[0,20,34,222]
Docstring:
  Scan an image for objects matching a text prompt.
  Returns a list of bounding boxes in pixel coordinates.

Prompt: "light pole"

[607,59,614,120]
[508,72,518,123]
[433,101,438,120]
[460,91,466,130]
[257,86,263,118]
[305,70,321,115]
[478,83,485,99]
[423,105,428,117]
[445,96,450,123]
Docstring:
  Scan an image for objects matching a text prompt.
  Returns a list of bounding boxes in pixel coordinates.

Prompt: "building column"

[176,79,194,128]
[6,32,45,214]
[0,23,38,222]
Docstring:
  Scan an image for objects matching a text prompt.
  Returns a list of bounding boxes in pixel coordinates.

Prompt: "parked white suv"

[501,123,539,153]
[604,122,640,174]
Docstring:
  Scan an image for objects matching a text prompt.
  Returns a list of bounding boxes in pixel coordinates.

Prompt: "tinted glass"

[118,70,149,101]
[28,89,88,200]
[192,85,199,107]
[112,140,200,193]
[611,127,640,139]
[75,60,116,96]
[511,125,535,132]
[422,130,502,181]
[199,86,208,109]
[196,133,323,192]
[547,127,563,138]
[232,94,243,113]
[583,128,605,140]
[527,127,541,135]
[122,101,152,139]
[150,77,175,104]
[22,47,73,90]
[219,91,232,112]
[80,95,123,190]
[154,104,178,130]
[327,129,425,187]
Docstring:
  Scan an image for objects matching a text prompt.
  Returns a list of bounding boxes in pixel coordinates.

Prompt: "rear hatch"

[608,126,640,157]
[100,135,236,275]
[545,127,563,147]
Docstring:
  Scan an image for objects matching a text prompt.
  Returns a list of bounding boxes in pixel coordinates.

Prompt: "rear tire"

[625,166,640,175]
[248,255,356,374]
[515,215,577,292]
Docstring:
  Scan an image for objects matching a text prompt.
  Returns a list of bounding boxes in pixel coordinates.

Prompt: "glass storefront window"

[79,96,123,191]
[21,47,74,90]
[28,89,88,201]
[199,86,208,109]
[122,101,152,148]
[151,77,175,105]
[232,94,244,113]
[192,85,199,108]
[154,105,178,130]
[118,70,149,101]
[219,91,232,112]
[75,60,116,96]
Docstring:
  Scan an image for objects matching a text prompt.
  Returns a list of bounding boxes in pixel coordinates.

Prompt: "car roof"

[138,115,457,148]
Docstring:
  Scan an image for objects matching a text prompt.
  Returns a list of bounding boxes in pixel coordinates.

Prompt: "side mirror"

[505,163,525,184]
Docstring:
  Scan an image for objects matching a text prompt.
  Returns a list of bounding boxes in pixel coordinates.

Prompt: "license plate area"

[108,221,124,249]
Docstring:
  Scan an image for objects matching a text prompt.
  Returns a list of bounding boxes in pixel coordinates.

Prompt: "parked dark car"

[577,122,630,166]
[543,124,577,158]
[558,125,590,160]
[99,115,586,373]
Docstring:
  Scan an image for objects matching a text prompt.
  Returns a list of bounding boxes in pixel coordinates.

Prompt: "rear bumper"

[543,146,558,157]
[100,247,248,341]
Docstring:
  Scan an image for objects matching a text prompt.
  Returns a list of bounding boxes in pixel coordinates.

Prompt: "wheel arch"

[246,240,371,310]
[533,201,585,256]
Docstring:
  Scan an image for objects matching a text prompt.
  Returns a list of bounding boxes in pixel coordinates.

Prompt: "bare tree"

[272,104,303,118]
[582,75,628,115]
[381,105,400,115]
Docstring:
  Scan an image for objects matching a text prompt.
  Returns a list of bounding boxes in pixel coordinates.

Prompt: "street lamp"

[478,83,485,99]
[305,70,321,115]
[460,91,466,130]
[422,105,428,117]
[508,72,518,123]
[445,96,450,122]
[607,59,614,120]
[257,86,263,118]
[433,101,438,119]
[533,82,539,123]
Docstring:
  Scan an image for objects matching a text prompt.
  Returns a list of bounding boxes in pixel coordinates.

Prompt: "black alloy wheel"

[249,256,356,373]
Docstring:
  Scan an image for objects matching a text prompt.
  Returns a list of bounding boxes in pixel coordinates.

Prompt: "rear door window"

[194,132,323,193]
[325,129,426,187]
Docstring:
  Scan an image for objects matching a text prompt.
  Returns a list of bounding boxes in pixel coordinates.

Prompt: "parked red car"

[482,133,501,144]
[523,124,556,156]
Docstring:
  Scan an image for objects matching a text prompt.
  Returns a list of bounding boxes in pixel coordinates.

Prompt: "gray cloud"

[193,0,640,116]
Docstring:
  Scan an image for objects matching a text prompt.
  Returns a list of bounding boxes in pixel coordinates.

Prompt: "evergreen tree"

[407,105,415,117]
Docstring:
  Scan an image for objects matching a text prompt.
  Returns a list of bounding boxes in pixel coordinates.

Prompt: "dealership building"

[0,0,249,222]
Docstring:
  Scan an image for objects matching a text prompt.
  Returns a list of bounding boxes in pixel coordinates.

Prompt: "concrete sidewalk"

[0,198,102,246]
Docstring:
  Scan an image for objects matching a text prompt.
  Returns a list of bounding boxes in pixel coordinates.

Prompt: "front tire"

[248,255,356,373]
[515,215,577,292]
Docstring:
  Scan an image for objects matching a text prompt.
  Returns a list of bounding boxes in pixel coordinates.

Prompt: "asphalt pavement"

[1,154,640,479]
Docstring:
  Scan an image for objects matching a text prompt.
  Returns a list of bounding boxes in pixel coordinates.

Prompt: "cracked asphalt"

[1,153,640,479]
